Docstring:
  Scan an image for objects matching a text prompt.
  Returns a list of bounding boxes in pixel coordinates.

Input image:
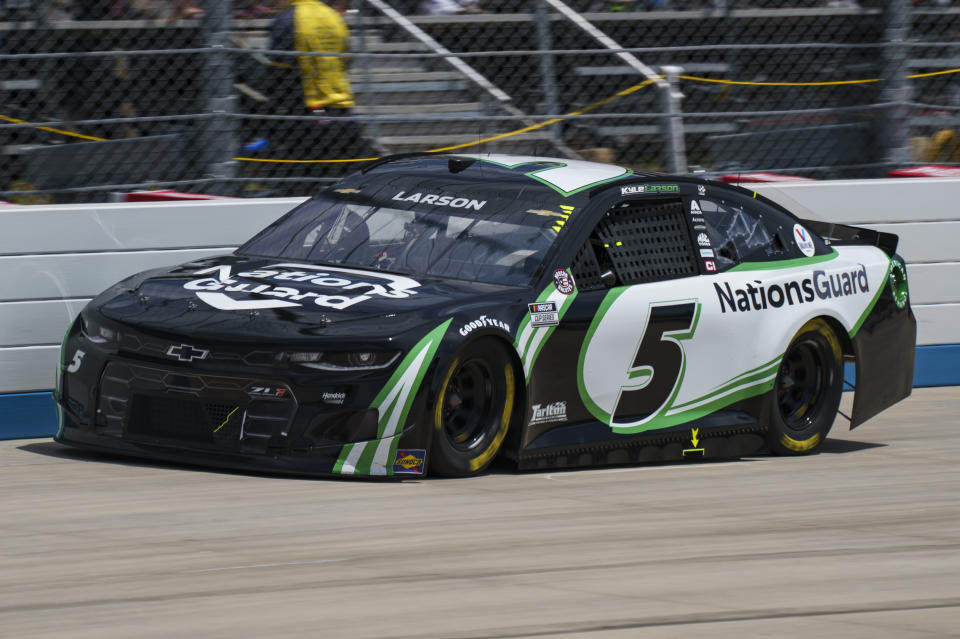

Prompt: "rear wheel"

[430,339,515,477]
[768,319,843,455]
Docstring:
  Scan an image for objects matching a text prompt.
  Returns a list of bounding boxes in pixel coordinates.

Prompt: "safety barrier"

[1,177,957,439]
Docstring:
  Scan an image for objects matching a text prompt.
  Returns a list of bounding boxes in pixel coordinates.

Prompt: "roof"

[349,153,666,201]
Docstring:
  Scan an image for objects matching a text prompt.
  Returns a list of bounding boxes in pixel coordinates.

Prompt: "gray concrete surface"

[1,387,958,638]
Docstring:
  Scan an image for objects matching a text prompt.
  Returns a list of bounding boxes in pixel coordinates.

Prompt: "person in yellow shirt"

[271,0,354,112]
[267,0,362,165]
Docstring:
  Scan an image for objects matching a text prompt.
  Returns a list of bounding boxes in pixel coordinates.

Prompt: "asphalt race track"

[1,387,958,639]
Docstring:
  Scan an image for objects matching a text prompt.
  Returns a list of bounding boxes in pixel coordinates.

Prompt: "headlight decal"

[334,318,452,476]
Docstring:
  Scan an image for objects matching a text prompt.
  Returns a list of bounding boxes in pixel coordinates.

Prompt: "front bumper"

[56,352,429,478]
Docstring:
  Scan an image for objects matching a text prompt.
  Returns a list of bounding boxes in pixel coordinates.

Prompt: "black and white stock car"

[55,154,916,477]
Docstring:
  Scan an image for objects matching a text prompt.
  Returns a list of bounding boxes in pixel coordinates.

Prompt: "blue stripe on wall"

[0,392,57,440]
[4,344,959,441]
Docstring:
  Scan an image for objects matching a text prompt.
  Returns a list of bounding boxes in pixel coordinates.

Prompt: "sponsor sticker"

[714,265,870,313]
[620,184,679,196]
[697,232,711,247]
[393,449,426,474]
[700,248,715,258]
[530,401,567,426]
[527,209,564,218]
[694,224,707,231]
[704,260,717,272]
[459,315,510,337]
[553,268,575,295]
[889,259,909,309]
[697,184,706,196]
[321,391,346,405]
[184,263,422,312]
[528,301,559,328]
[690,199,701,214]
[793,224,816,257]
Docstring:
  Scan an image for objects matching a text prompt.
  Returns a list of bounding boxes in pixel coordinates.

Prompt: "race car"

[54,153,916,477]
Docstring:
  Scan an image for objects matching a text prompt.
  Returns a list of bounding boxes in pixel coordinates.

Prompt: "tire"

[430,339,516,477]
[767,318,843,455]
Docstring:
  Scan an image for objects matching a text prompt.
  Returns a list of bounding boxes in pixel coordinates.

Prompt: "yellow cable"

[678,74,881,86]
[0,113,107,142]
[906,67,960,79]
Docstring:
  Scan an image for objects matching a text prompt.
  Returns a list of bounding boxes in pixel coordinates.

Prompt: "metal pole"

[355,2,380,145]
[201,0,237,185]
[883,0,911,168]
[535,0,559,137]
[660,66,687,174]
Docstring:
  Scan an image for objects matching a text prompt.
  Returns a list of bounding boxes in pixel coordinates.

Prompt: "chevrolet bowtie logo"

[166,344,209,362]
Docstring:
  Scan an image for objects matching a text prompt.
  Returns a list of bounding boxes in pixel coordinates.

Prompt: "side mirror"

[600,270,617,288]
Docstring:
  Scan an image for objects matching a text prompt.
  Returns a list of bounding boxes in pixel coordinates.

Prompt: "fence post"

[660,66,687,174]
[201,0,237,187]
[535,0,559,138]
[883,0,912,168]
[355,2,380,147]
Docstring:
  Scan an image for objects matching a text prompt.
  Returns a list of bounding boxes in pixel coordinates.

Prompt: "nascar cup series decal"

[793,224,816,257]
[184,263,421,311]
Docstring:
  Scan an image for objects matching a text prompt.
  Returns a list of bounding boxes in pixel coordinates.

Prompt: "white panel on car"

[461,154,629,195]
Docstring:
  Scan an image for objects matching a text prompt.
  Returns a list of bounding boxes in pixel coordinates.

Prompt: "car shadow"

[817,437,887,454]
[18,436,887,481]
[16,441,361,482]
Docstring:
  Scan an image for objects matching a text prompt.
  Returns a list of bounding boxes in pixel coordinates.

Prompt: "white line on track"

[188,558,350,573]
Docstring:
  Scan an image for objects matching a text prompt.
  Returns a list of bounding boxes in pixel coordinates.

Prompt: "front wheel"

[430,339,516,477]
[767,318,843,455]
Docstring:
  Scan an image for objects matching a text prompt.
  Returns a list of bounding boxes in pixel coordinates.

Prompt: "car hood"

[95,254,521,342]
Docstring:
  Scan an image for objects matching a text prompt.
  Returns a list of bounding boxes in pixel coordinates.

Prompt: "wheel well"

[816,315,855,359]
[463,334,526,462]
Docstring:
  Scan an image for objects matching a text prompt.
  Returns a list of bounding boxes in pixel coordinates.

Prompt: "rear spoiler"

[800,218,899,258]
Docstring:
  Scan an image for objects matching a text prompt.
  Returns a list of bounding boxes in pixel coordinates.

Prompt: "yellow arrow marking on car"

[682,427,704,457]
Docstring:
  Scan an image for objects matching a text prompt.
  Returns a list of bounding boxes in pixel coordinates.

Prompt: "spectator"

[270,0,354,114]
[266,0,373,165]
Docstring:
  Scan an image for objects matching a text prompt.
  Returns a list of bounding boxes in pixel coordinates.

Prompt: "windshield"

[238,195,558,286]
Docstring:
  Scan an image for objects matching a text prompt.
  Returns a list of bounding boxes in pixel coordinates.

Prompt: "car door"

[521,187,706,448]
[522,181,806,449]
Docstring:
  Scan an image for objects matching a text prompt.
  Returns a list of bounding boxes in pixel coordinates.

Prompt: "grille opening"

[128,395,220,445]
